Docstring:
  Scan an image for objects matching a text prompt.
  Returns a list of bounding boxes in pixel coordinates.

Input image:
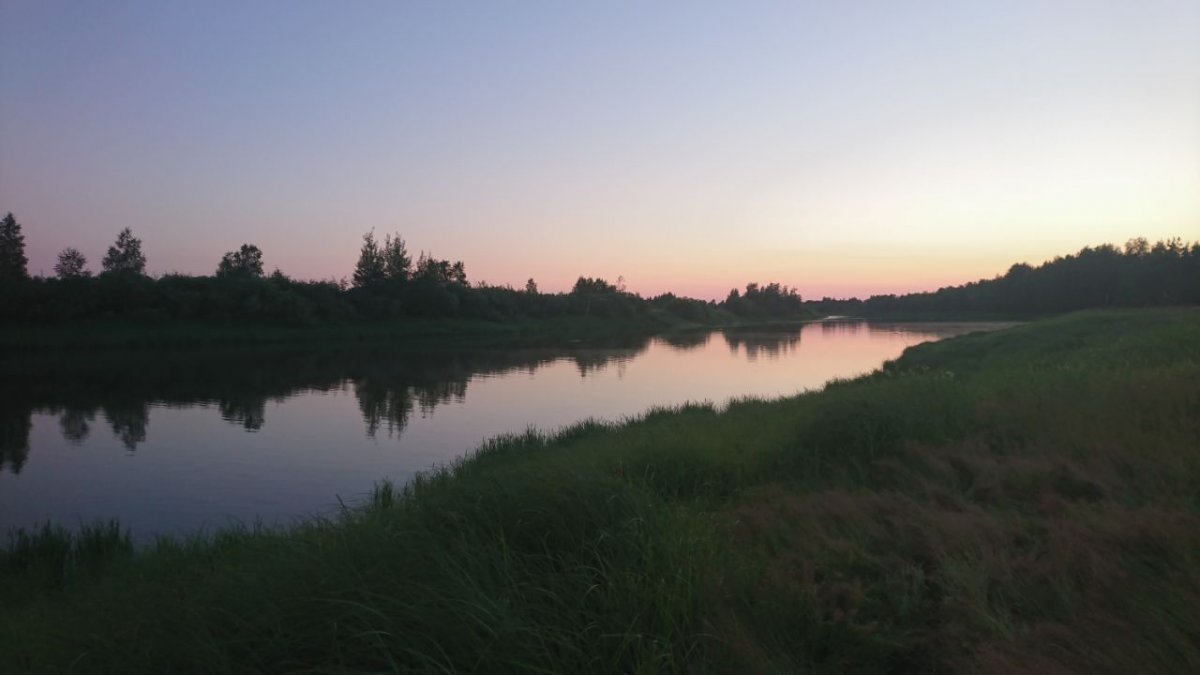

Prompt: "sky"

[1,1,1197,299]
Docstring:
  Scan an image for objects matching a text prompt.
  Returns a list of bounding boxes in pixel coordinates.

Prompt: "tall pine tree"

[0,212,28,281]
[353,231,386,287]
[382,233,412,281]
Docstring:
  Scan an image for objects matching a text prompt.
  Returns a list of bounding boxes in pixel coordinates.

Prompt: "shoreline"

[3,308,1197,672]
[0,314,832,353]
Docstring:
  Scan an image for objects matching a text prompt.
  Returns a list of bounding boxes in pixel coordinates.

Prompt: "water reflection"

[0,322,1010,478]
[820,318,867,335]
[105,402,150,451]
[58,408,93,444]
[1,322,1016,537]
[722,326,804,361]
[0,410,30,473]
[0,336,670,467]
[220,396,267,431]
[656,331,711,351]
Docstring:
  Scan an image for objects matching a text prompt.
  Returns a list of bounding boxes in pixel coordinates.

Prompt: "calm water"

[0,321,1005,538]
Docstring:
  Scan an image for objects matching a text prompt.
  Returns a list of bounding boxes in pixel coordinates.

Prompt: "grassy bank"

[3,308,1198,673]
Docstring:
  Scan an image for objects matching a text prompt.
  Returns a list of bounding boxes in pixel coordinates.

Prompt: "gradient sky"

[1,1,1197,299]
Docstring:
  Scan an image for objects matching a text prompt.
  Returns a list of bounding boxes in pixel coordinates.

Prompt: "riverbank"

[0,311,828,353]
[0,315,687,352]
[3,308,1197,673]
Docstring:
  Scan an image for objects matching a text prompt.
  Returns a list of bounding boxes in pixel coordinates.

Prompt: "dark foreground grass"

[2,308,1197,673]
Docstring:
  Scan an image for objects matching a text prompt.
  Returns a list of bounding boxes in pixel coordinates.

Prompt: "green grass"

[2,308,1197,673]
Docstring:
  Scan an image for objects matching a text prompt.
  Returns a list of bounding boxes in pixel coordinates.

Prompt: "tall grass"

[1,521,131,596]
[1,308,1197,673]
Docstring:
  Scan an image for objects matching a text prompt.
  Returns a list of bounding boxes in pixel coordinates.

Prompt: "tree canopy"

[810,238,1200,318]
[216,244,265,279]
[101,228,147,276]
[54,248,90,279]
[352,231,386,288]
[0,212,28,282]
[4,213,1192,329]
[382,234,411,282]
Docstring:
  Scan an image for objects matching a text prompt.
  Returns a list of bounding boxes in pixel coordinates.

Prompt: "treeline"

[0,213,810,325]
[809,237,1200,318]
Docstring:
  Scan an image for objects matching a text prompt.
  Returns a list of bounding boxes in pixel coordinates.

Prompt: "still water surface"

[1,321,1004,538]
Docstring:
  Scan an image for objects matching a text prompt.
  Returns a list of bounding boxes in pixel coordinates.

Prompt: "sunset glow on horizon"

[1,1,1197,300]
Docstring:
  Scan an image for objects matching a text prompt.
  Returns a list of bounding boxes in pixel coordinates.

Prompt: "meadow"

[2,308,1197,673]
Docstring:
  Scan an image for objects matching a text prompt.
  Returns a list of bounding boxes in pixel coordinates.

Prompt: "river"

[0,321,1008,538]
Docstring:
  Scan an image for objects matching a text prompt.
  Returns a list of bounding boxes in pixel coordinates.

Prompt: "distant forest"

[0,213,804,325]
[808,237,1200,318]
[1,213,1194,326]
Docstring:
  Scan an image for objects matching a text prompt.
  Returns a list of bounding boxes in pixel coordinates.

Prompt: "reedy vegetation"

[2,308,1197,673]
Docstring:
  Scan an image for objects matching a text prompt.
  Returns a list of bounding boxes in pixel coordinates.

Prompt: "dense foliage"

[724,282,805,318]
[0,217,809,326]
[810,237,1200,318]
[0,213,27,282]
[5,211,1193,326]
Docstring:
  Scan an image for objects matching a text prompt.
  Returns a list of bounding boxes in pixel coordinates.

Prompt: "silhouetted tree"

[650,292,715,322]
[571,277,627,317]
[353,231,385,288]
[382,233,412,281]
[807,237,1200,318]
[1,225,1191,327]
[572,277,618,295]
[101,227,146,275]
[721,281,804,318]
[1124,237,1150,256]
[55,247,90,279]
[216,244,265,279]
[0,212,28,281]
[415,252,468,285]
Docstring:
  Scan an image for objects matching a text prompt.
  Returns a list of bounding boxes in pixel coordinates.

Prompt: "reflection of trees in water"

[416,380,468,416]
[819,319,864,335]
[60,408,93,444]
[219,396,267,431]
[356,346,651,435]
[722,327,804,362]
[355,376,474,438]
[0,407,32,474]
[103,402,149,451]
[28,402,150,451]
[656,332,710,351]
[573,353,633,378]
[5,333,675,455]
[355,379,413,438]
